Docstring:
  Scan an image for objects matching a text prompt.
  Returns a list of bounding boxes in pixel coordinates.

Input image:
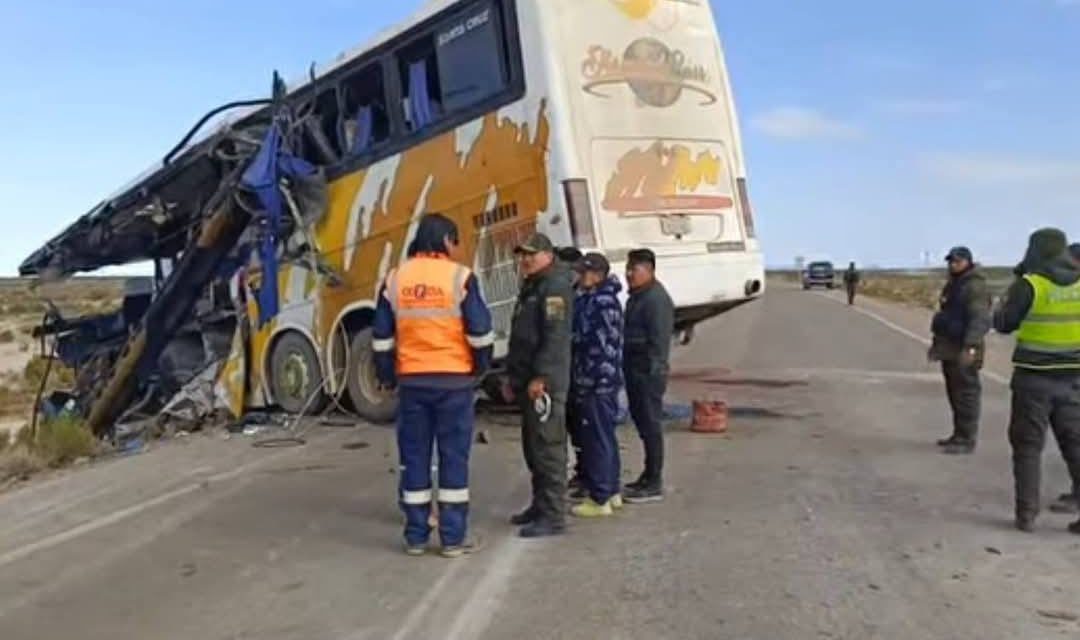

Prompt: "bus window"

[340,63,390,156]
[396,0,507,132]
[300,88,342,165]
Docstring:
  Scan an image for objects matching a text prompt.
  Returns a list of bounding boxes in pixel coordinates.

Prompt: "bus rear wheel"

[269,332,329,416]
[346,329,398,424]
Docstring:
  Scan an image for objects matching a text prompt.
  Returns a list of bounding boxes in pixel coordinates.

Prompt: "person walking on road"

[506,233,575,538]
[622,248,675,504]
[993,228,1080,533]
[929,246,991,455]
[568,253,624,518]
[372,214,494,557]
[843,262,861,305]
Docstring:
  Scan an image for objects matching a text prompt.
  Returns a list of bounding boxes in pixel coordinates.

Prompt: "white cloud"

[751,107,863,141]
[873,98,967,116]
[920,152,1080,185]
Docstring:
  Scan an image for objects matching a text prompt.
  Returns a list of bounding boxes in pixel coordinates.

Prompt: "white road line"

[377,483,530,640]
[442,538,526,639]
[813,292,1010,386]
[0,451,293,570]
[387,561,470,640]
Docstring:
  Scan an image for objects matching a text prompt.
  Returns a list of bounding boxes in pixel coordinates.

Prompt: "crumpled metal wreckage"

[21,73,336,438]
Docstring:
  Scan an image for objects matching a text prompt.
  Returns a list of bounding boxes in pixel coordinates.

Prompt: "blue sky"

[0,0,1076,273]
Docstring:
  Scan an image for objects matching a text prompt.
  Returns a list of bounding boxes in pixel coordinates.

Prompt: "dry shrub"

[22,415,98,467]
[0,387,35,419]
[860,277,943,309]
[23,356,75,390]
[0,446,44,482]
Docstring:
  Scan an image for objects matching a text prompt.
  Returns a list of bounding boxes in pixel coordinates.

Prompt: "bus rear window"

[396,0,508,131]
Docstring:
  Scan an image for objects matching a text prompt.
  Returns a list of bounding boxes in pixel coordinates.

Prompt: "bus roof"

[20,0,464,276]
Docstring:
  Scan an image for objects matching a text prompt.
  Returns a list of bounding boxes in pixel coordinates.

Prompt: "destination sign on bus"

[437,7,492,48]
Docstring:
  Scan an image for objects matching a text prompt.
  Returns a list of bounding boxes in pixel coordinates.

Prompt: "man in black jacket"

[929,246,991,455]
[506,233,575,538]
[994,228,1080,533]
[622,248,675,504]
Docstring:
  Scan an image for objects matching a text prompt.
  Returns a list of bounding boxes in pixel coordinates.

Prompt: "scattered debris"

[342,441,370,451]
[984,546,1002,556]
[868,583,881,592]
[1037,610,1079,623]
[120,438,145,456]
[179,562,198,578]
[476,429,491,444]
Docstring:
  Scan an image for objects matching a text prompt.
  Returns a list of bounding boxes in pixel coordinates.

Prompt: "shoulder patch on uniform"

[545,296,566,320]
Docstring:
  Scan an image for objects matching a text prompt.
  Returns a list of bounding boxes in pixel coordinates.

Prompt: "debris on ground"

[476,430,491,445]
[1036,609,1079,622]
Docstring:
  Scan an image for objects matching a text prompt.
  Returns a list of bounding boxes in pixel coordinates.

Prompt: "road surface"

[2,285,1079,640]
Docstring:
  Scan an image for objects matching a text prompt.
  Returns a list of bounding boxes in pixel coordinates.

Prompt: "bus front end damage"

[21,74,332,437]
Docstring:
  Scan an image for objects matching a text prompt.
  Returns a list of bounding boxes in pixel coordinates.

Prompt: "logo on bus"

[581,37,716,108]
[608,0,701,31]
[603,142,733,214]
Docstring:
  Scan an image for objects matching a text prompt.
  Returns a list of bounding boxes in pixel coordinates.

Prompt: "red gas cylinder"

[691,400,729,434]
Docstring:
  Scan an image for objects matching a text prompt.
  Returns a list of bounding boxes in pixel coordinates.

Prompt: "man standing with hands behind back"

[506,233,575,538]
[929,246,991,455]
[622,248,675,504]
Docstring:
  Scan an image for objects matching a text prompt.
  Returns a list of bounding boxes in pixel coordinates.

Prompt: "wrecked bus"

[20,0,764,434]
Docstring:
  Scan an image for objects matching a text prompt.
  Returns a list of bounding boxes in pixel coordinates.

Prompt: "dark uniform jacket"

[506,261,574,396]
[930,267,991,362]
[623,280,675,380]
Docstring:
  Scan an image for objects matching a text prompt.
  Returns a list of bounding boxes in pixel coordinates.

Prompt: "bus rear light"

[562,179,597,248]
[736,177,756,238]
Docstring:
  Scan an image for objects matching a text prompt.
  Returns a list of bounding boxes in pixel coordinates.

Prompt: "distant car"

[802,261,836,289]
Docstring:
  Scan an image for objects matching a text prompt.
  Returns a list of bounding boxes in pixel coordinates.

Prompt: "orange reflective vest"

[385,256,474,375]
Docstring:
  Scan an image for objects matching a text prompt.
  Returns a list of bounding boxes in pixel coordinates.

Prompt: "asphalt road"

[2,285,1079,639]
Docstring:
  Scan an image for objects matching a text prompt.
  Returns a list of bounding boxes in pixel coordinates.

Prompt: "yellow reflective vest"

[1013,274,1080,371]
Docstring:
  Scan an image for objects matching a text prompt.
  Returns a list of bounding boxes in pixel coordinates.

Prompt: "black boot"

[1016,514,1036,533]
[1068,519,1080,535]
[937,435,960,447]
[519,518,566,539]
[1049,492,1078,514]
[510,505,539,526]
[942,440,976,455]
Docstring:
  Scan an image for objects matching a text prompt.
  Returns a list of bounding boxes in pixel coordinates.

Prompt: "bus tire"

[269,331,329,416]
[346,328,398,424]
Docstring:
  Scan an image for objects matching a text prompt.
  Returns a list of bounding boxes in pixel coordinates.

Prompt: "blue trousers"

[397,386,474,547]
[572,393,621,503]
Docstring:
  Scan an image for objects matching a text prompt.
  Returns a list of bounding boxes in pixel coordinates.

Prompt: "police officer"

[622,248,675,504]
[929,246,991,455]
[843,262,861,305]
[1045,241,1080,511]
[507,233,574,538]
[372,214,494,557]
[993,228,1080,533]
